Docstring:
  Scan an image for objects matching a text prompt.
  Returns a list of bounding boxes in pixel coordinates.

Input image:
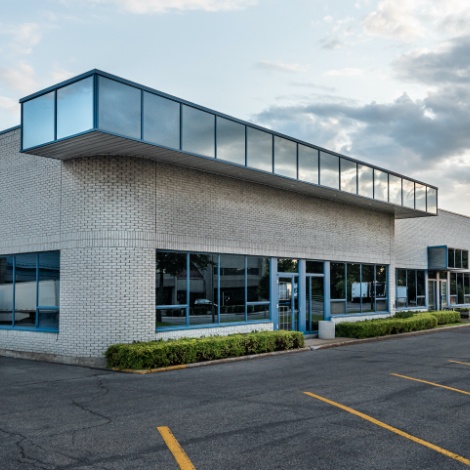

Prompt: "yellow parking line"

[304,391,470,467]
[157,426,196,470]
[391,373,470,396]
[449,360,470,367]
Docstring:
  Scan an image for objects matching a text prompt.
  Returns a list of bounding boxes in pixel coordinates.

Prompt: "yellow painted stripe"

[391,373,470,397]
[449,360,470,367]
[304,391,470,467]
[157,426,196,470]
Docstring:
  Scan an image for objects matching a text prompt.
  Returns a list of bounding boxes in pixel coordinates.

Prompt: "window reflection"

[0,256,14,326]
[37,252,60,329]
[358,165,373,198]
[57,77,94,139]
[415,183,426,211]
[298,145,318,184]
[374,170,388,202]
[427,187,437,214]
[14,254,37,328]
[219,254,245,322]
[274,136,297,178]
[403,179,415,208]
[182,105,215,157]
[22,92,55,149]
[247,127,273,172]
[340,159,357,194]
[389,174,402,206]
[143,92,180,150]
[216,117,245,165]
[319,151,339,189]
[98,77,141,139]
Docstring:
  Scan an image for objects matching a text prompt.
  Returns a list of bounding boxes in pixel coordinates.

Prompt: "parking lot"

[1,327,470,469]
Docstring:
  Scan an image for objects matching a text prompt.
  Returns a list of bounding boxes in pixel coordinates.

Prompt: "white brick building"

[0,70,466,366]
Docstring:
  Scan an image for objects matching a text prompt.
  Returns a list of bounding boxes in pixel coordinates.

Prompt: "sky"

[1,0,470,215]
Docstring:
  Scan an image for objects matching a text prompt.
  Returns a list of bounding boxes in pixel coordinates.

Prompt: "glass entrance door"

[306,276,324,332]
[278,276,298,330]
[428,280,437,310]
[440,280,447,309]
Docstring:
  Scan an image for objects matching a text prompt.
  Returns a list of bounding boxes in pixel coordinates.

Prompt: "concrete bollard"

[318,320,335,339]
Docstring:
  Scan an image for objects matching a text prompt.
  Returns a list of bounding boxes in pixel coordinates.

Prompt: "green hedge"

[336,310,461,339]
[106,330,305,370]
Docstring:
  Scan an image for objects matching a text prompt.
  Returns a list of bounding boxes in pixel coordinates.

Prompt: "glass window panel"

[247,256,270,305]
[374,170,388,202]
[449,248,455,268]
[340,159,357,194]
[389,174,402,206]
[216,117,245,165]
[219,254,245,323]
[375,265,387,300]
[361,264,374,312]
[415,183,426,211]
[189,253,217,325]
[38,252,60,308]
[22,92,55,149]
[306,261,323,274]
[0,256,14,326]
[156,251,187,306]
[278,259,298,273]
[330,301,346,314]
[457,273,464,304]
[417,270,425,306]
[274,136,297,178]
[463,250,469,269]
[143,92,180,149]
[319,151,339,189]
[427,187,437,214]
[57,77,94,139]
[450,273,457,296]
[298,145,318,184]
[182,105,215,157]
[358,165,373,198]
[14,253,37,328]
[247,127,273,172]
[156,307,187,328]
[403,179,415,209]
[330,263,345,299]
[407,270,417,306]
[37,309,59,330]
[347,264,361,314]
[98,77,141,139]
[456,249,463,269]
[396,269,407,308]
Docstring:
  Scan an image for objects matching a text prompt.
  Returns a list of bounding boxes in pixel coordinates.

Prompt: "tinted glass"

[0,256,14,326]
[403,179,415,208]
[427,187,437,214]
[247,127,273,172]
[389,174,402,205]
[319,151,339,189]
[274,136,297,178]
[330,263,345,299]
[247,256,270,304]
[57,77,94,139]
[278,259,298,273]
[374,169,388,202]
[143,92,180,149]
[189,253,216,325]
[38,251,60,306]
[340,159,357,194]
[14,253,37,327]
[216,117,245,165]
[156,251,187,306]
[463,250,469,269]
[98,77,141,139]
[347,263,361,313]
[358,165,373,198]
[306,261,323,274]
[415,183,426,211]
[219,254,245,322]
[298,145,318,184]
[182,105,215,157]
[22,92,55,149]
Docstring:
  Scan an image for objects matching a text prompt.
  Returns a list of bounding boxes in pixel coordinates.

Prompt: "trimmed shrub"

[335,314,438,339]
[106,330,305,370]
[427,310,461,325]
[394,310,416,319]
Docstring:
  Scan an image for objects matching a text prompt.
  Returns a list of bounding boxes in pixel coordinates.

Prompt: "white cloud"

[91,0,257,13]
[0,63,37,95]
[324,68,364,77]
[51,68,75,83]
[5,23,42,55]
[257,60,307,73]
[364,0,470,41]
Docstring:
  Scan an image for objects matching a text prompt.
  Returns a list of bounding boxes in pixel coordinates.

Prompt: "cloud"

[257,60,307,74]
[363,0,470,41]
[0,63,37,95]
[84,0,257,13]
[0,22,42,55]
[394,37,470,85]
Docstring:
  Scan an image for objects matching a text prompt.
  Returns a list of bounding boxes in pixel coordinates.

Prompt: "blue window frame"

[0,251,60,332]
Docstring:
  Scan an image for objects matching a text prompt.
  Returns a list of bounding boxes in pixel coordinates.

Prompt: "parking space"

[2,327,470,469]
